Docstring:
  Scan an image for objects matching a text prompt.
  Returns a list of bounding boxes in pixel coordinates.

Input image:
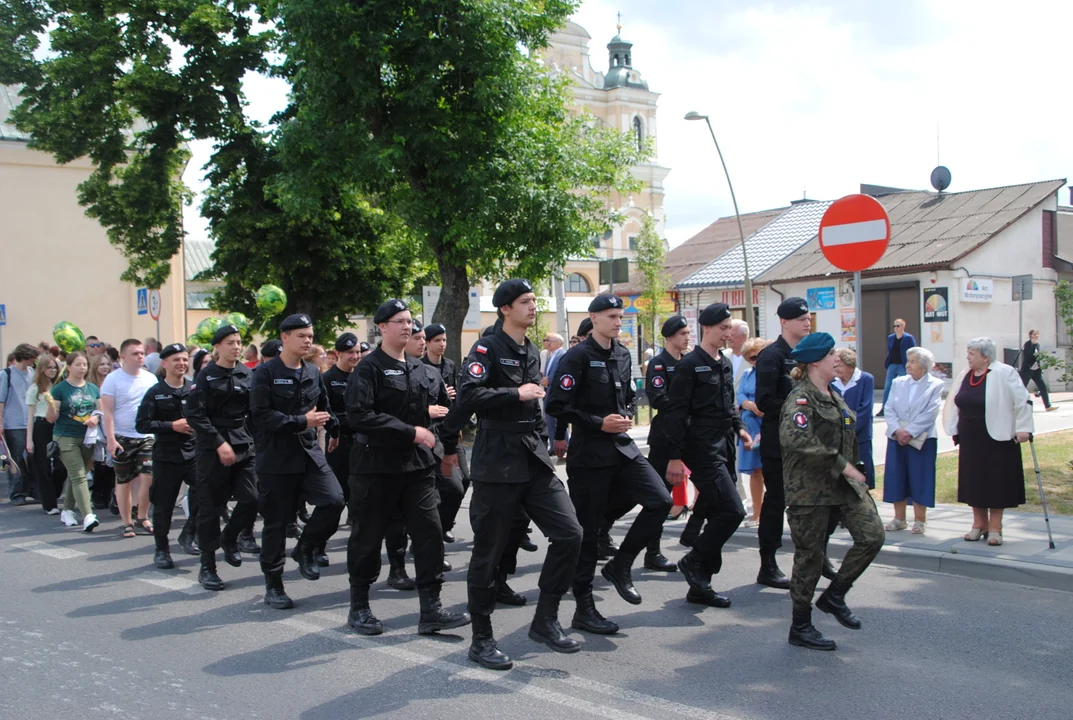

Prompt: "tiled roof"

[677,201,833,289]
[760,179,1068,282]
[0,85,31,142]
[614,208,785,294]
[184,239,215,281]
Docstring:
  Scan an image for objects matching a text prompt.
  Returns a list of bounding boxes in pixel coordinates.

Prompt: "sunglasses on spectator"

[87,342,103,348]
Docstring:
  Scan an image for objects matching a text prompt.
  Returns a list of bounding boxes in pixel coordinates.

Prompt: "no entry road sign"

[818,194,891,273]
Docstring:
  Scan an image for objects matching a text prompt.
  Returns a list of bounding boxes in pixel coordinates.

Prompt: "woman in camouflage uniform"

[780,333,884,651]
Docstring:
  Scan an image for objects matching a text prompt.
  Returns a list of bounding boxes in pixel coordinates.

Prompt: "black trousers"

[681,492,709,545]
[569,455,671,594]
[348,467,444,589]
[90,464,114,509]
[602,444,674,555]
[260,455,345,575]
[684,455,746,574]
[326,439,351,507]
[1020,368,1051,408]
[441,450,471,532]
[29,418,60,512]
[196,446,258,556]
[468,460,581,616]
[150,459,197,552]
[758,456,786,556]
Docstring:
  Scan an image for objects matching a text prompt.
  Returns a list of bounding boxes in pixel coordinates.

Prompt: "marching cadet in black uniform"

[345,299,470,636]
[322,332,360,512]
[184,324,260,592]
[250,314,346,609]
[663,303,753,608]
[546,294,673,634]
[136,343,198,569]
[754,297,812,589]
[441,279,583,671]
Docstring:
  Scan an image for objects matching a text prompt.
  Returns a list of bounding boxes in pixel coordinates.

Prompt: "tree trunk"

[432,256,470,366]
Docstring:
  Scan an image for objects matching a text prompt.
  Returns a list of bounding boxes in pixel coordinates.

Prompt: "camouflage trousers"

[786,494,885,612]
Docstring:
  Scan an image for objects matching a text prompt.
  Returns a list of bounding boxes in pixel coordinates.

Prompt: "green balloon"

[224,312,251,339]
[53,321,86,353]
[196,316,224,344]
[255,284,287,316]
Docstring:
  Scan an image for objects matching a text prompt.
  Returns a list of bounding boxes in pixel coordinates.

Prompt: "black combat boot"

[285,522,300,539]
[221,536,242,568]
[816,579,861,629]
[597,532,618,560]
[154,549,174,570]
[347,585,383,635]
[788,607,837,651]
[528,593,580,653]
[313,546,330,567]
[756,552,790,589]
[177,522,199,555]
[496,573,527,606]
[297,505,311,524]
[821,556,838,581]
[386,552,416,591]
[601,552,642,605]
[571,589,619,635]
[442,559,453,573]
[417,586,471,635]
[677,550,713,592]
[469,614,512,670]
[198,553,224,591]
[237,529,261,554]
[264,572,294,610]
[643,540,677,572]
[290,540,320,581]
[686,587,732,608]
[442,530,456,544]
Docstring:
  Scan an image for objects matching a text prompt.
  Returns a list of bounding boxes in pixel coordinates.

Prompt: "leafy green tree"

[634,213,670,351]
[1039,280,1073,383]
[272,0,647,362]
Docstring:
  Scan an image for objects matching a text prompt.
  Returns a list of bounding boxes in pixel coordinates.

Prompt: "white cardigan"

[885,372,944,440]
[942,362,1034,441]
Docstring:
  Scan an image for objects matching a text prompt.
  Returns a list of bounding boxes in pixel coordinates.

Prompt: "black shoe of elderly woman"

[816,581,862,630]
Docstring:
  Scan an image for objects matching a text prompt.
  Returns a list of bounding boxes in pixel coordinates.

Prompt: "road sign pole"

[854,271,863,363]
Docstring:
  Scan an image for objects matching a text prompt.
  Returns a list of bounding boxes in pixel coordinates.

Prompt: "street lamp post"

[684,111,754,331]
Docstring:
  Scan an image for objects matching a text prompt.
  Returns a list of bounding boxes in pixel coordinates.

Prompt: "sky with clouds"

[182,0,1072,249]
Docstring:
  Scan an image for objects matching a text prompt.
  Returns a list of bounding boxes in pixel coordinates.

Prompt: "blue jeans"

[881,363,907,408]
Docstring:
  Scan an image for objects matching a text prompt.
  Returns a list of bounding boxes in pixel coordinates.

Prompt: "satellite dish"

[930,166,952,193]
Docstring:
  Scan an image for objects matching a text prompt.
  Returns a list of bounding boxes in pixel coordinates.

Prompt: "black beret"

[777,297,810,320]
[660,315,688,337]
[280,313,313,332]
[410,319,424,335]
[358,341,371,353]
[159,343,186,360]
[260,339,282,358]
[335,332,358,352]
[698,303,731,327]
[373,299,408,324]
[492,279,534,308]
[577,317,593,337]
[588,294,624,312]
[191,349,209,374]
[481,325,497,337]
[424,323,446,341]
[211,324,241,345]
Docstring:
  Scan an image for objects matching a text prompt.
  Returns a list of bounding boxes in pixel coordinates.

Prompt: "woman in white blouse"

[882,347,944,534]
[942,337,1033,546]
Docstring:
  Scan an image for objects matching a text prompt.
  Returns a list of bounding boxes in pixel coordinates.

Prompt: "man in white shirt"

[0,343,39,504]
[723,320,750,393]
[143,337,162,374]
[101,339,159,534]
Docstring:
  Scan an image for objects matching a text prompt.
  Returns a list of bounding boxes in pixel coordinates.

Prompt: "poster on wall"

[620,316,636,349]
[960,278,994,303]
[923,287,949,322]
[807,287,836,311]
[840,309,856,342]
[930,323,944,343]
[931,362,953,380]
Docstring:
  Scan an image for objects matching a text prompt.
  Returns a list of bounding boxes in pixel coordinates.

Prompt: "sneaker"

[83,513,100,533]
[60,510,78,527]
[46,508,61,516]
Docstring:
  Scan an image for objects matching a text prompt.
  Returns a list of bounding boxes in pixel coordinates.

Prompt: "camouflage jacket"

[779,377,864,506]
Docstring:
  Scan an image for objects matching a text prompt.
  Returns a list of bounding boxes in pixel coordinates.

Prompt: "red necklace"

[968,369,988,387]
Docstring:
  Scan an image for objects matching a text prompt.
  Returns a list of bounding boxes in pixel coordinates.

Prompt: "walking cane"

[1027,436,1057,550]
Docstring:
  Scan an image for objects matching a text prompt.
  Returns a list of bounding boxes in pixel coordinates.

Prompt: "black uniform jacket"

[421,355,458,406]
[662,345,743,462]
[346,347,447,475]
[135,377,196,463]
[754,335,796,460]
[545,335,642,468]
[250,357,337,475]
[645,348,679,450]
[184,362,254,451]
[442,329,553,483]
[322,365,356,440]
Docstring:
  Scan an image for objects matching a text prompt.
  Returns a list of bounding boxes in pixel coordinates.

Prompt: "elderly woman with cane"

[883,347,944,534]
[942,337,1033,547]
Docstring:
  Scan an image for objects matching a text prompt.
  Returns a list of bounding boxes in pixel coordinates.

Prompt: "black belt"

[212,419,245,429]
[691,418,735,430]
[482,419,538,432]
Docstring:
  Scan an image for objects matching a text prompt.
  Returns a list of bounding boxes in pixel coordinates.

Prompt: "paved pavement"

[1,498,1071,720]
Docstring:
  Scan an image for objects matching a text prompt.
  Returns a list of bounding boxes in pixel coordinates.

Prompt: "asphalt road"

[1,502,1069,720]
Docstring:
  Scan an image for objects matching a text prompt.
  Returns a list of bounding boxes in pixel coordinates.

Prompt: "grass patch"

[875,430,1073,515]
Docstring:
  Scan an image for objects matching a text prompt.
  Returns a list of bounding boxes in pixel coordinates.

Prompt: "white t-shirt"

[100,367,158,438]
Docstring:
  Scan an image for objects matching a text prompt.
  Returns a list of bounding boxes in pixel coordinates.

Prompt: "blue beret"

[698,303,731,326]
[778,297,810,320]
[424,323,446,341]
[588,294,624,312]
[280,313,312,332]
[661,315,688,337]
[335,332,358,352]
[492,279,534,308]
[790,332,835,363]
[374,299,408,324]
[211,324,241,345]
[159,343,186,360]
[260,339,282,358]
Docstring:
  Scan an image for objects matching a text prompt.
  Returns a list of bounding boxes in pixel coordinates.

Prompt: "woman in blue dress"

[736,338,769,527]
